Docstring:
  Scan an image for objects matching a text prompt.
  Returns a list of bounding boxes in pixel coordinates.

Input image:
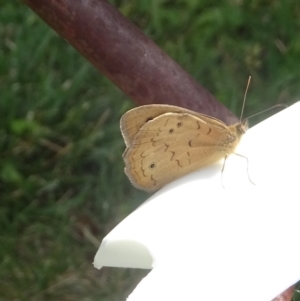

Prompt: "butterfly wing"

[120,104,229,146]
[123,112,235,191]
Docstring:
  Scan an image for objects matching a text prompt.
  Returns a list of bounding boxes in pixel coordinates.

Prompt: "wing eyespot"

[149,163,156,169]
[177,122,182,127]
[169,128,174,134]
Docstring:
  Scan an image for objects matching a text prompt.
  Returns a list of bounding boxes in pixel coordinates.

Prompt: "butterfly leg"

[221,155,228,189]
[233,153,255,185]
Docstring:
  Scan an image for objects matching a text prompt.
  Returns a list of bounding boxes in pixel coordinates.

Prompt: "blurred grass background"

[1,0,300,300]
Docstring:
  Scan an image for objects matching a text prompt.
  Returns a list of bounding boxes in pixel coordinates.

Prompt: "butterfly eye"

[177,122,182,127]
[169,129,174,134]
[149,163,156,169]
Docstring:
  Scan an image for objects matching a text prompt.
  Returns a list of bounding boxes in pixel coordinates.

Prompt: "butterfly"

[120,104,248,191]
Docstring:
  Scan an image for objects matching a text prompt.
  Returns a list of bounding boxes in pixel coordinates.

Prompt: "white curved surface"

[94,102,300,301]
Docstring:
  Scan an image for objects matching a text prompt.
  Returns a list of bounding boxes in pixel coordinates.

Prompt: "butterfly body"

[121,104,247,191]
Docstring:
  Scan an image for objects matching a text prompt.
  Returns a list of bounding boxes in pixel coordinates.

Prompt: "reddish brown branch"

[21,0,237,124]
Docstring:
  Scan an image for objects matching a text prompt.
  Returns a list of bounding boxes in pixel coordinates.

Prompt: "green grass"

[1,0,300,300]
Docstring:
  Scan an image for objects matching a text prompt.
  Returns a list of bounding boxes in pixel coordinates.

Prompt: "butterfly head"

[237,119,249,135]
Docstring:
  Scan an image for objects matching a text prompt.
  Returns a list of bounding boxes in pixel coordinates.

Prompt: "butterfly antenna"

[240,76,251,122]
[245,104,288,121]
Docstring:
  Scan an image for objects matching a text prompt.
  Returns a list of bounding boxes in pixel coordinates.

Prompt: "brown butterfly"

[120,104,248,191]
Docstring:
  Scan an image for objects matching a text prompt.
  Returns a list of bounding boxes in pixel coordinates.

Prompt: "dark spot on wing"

[149,163,156,169]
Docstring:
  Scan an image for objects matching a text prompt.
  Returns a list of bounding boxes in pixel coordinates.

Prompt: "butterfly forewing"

[120,104,229,146]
